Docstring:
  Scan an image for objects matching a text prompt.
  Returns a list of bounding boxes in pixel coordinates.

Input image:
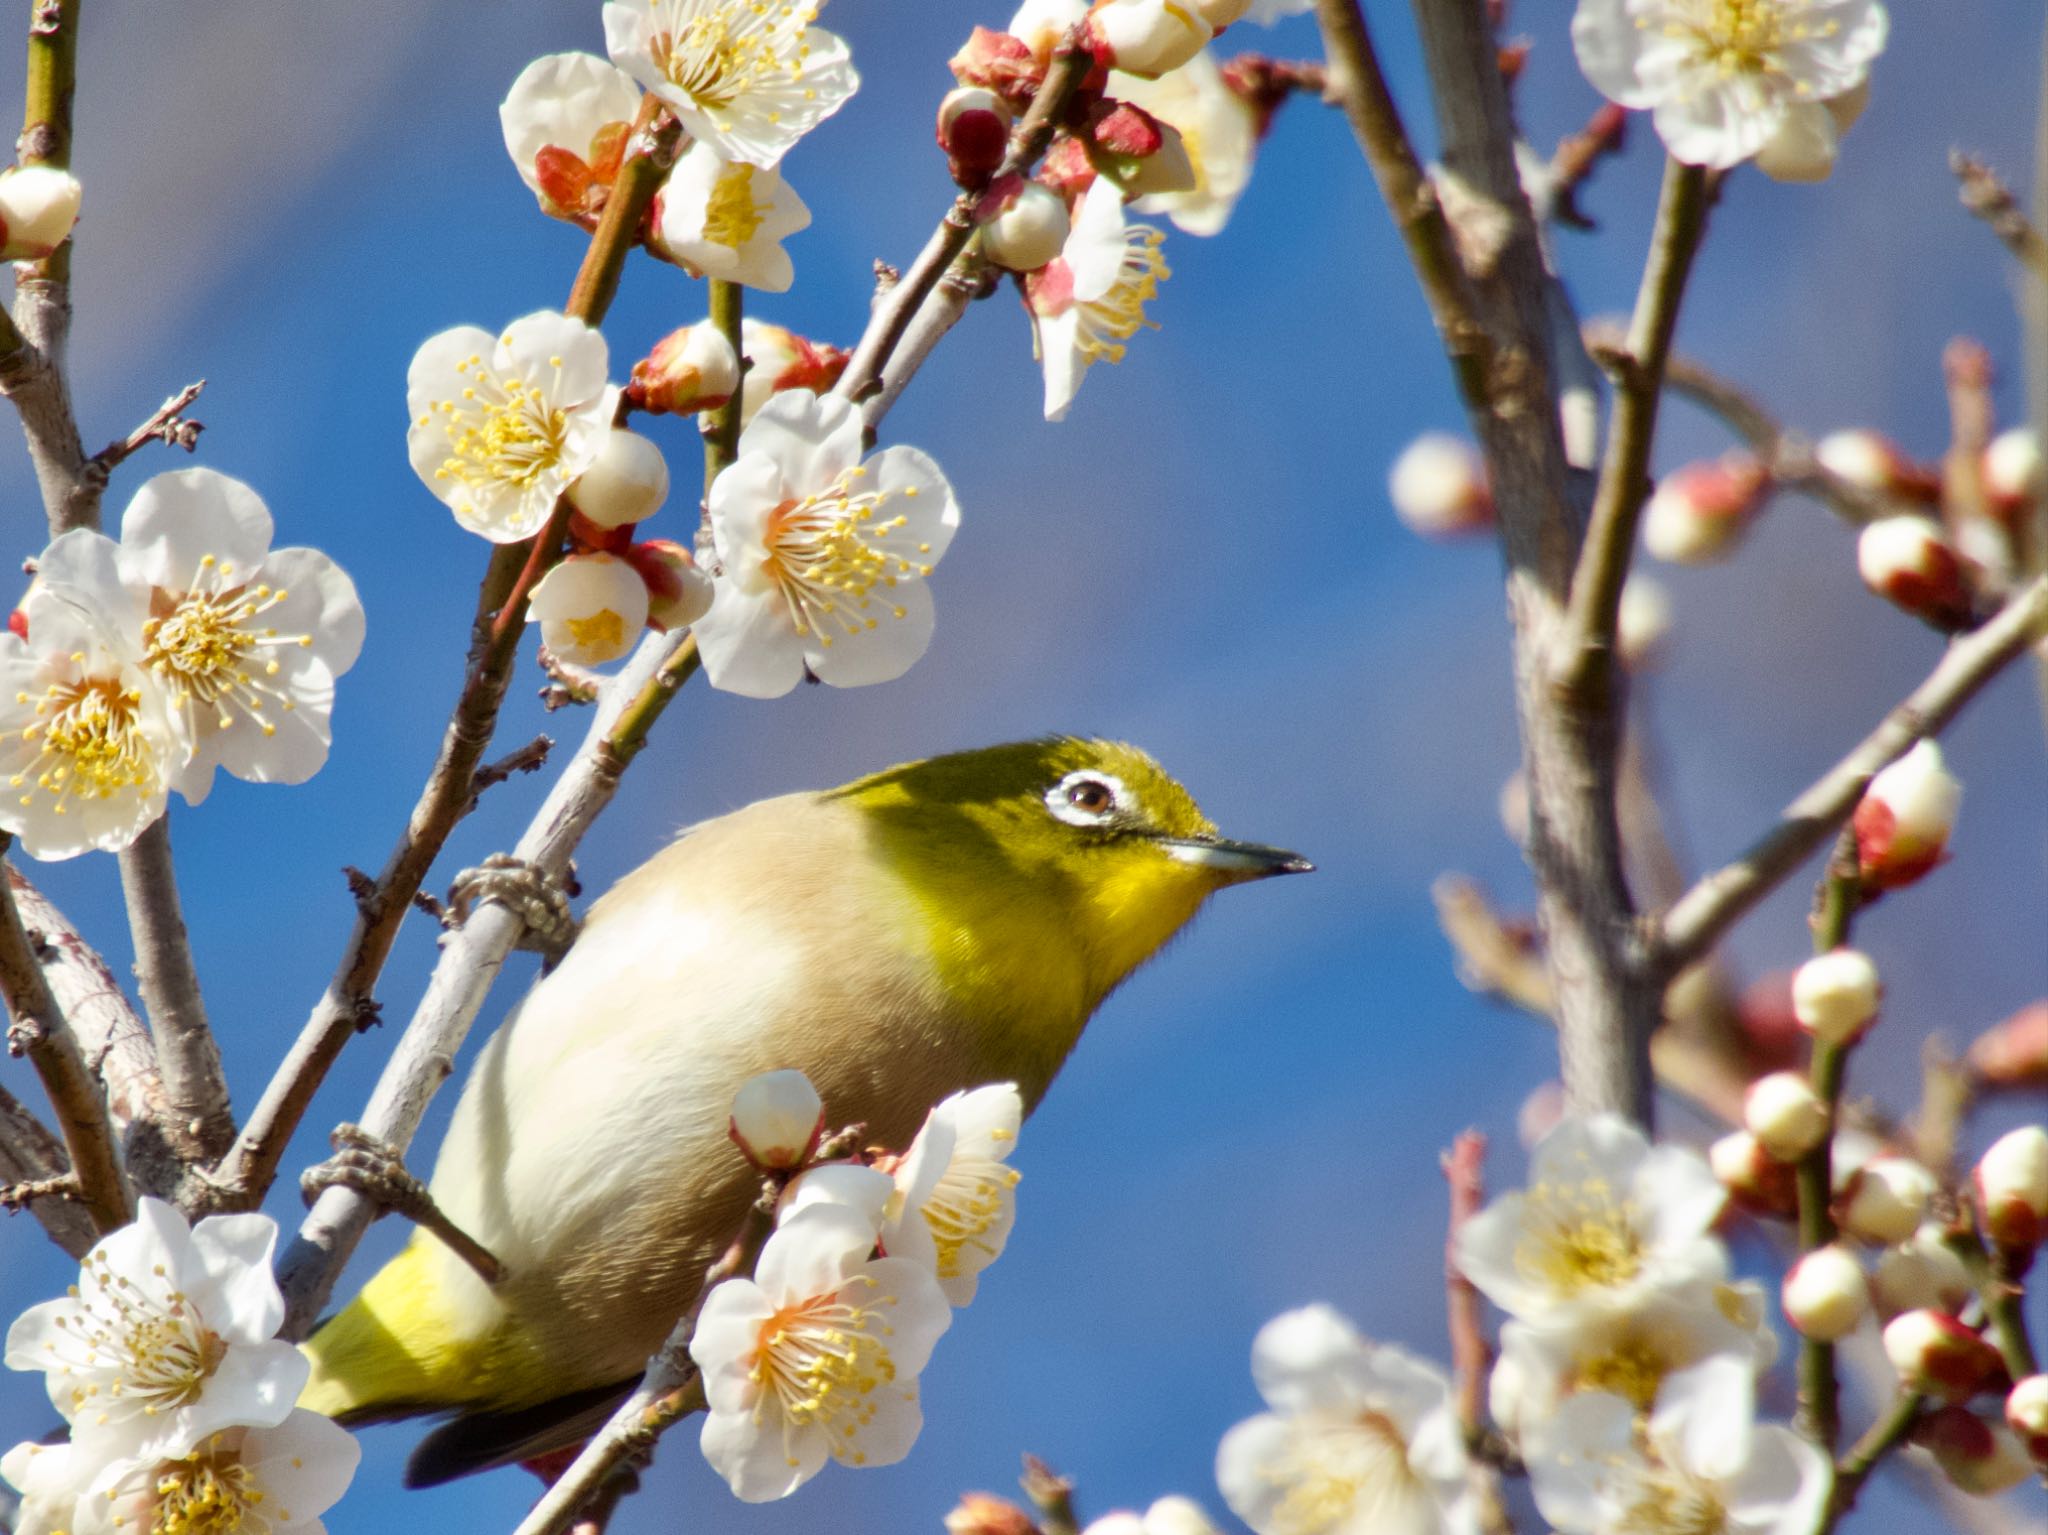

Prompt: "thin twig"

[1021,1457,1081,1535]
[73,378,206,506]
[1655,574,2048,971]
[1441,1133,1513,1535]
[0,1077,94,1253]
[1951,150,2048,278]
[1827,1391,1925,1526]
[468,735,554,810]
[1543,102,1627,230]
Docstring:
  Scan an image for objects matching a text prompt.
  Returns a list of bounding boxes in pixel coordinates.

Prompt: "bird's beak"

[1155,835,1315,880]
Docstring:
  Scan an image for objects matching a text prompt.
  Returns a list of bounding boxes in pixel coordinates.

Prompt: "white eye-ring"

[1046,770,1130,827]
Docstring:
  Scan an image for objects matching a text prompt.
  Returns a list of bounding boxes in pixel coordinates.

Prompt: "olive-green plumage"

[298,739,1306,1484]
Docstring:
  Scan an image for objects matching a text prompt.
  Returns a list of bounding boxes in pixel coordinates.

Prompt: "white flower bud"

[1816,428,1928,498]
[1743,1070,1829,1162]
[1388,432,1491,538]
[1884,1309,2006,1403]
[1143,1496,1223,1535]
[1615,575,1673,671]
[1856,515,1971,630]
[1915,1407,2034,1495]
[937,86,1013,181]
[1011,0,1094,62]
[1085,0,1212,79]
[1872,1229,1972,1320]
[527,552,650,665]
[1641,454,1769,564]
[1840,1156,1938,1246]
[2005,1374,2048,1463]
[1975,1124,2048,1251]
[980,180,1072,271]
[728,1068,825,1170]
[626,539,714,632]
[568,428,670,530]
[1710,1129,1797,1217]
[1791,948,1881,1046]
[1854,740,1960,891]
[629,321,740,416]
[1983,426,2043,513]
[0,165,80,260]
[1782,1243,1870,1341]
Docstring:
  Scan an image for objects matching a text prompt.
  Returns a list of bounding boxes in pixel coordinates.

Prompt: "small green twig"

[1826,1390,1926,1527]
[701,280,745,492]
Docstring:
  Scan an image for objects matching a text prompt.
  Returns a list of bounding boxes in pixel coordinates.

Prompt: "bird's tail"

[297,1238,476,1425]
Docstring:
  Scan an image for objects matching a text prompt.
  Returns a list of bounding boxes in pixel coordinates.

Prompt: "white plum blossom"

[48,469,365,807]
[3,1199,308,1471]
[1454,1114,1728,1323]
[1025,176,1171,421]
[1111,49,1257,236]
[1086,1498,1226,1535]
[1086,0,1213,80]
[881,1084,1024,1306]
[690,1202,951,1500]
[602,0,857,168]
[499,52,645,222]
[1217,1304,1477,1535]
[0,560,188,859]
[527,553,650,666]
[408,311,619,544]
[694,391,961,698]
[1570,0,1889,172]
[0,164,81,261]
[1011,0,1091,61]
[655,142,811,292]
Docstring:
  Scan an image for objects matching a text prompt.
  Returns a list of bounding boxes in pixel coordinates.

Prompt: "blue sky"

[0,3,2043,1533]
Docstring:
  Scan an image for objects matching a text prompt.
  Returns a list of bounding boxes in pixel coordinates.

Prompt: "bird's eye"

[1066,778,1115,814]
[1045,770,1130,827]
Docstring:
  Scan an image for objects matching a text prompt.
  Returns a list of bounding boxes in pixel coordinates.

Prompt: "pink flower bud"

[1640,454,1770,564]
[527,552,651,666]
[1883,1309,2007,1403]
[628,322,740,416]
[1853,740,1960,891]
[567,428,670,530]
[1744,1071,1829,1161]
[1782,1244,1870,1340]
[0,165,80,261]
[2005,1374,2048,1465]
[1913,1406,2034,1495]
[1982,427,2042,524]
[1711,1129,1798,1218]
[1839,1156,1938,1246]
[1967,1002,2048,1091]
[978,176,1072,271]
[1976,1125,2048,1252]
[1087,102,1195,196]
[1856,516,1974,632]
[737,320,850,427]
[1388,433,1492,538]
[1084,0,1212,79]
[729,1069,825,1170]
[947,1495,1040,1535]
[1791,948,1881,1047]
[624,540,714,633]
[1815,428,1940,505]
[938,86,1014,184]
[950,26,1045,107]
[1872,1228,1973,1319]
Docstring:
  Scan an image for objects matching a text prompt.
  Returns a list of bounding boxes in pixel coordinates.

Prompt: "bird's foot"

[302,1123,506,1285]
[443,853,581,965]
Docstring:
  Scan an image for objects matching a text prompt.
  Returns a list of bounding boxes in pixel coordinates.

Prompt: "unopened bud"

[738,319,850,426]
[939,86,1014,184]
[1853,740,1960,891]
[1088,102,1195,196]
[624,540,714,632]
[1010,0,1093,63]
[1982,426,2042,523]
[1883,1309,2007,1403]
[1913,1407,2034,1495]
[947,1494,1040,1535]
[1791,948,1881,1046]
[1615,575,1673,671]
[1081,1518,1146,1535]
[1141,1498,1222,1535]
[1815,428,1939,505]
[1839,1156,1938,1246]
[629,322,740,417]
[729,1069,825,1170]
[0,165,80,261]
[978,177,1072,271]
[567,428,670,530]
[1743,1071,1829,1162]
[528,552,650,665]
[1711,1129,1798,1218]
[1084,0,1212,79]
[1640,454,1769,564]
[1388,433,1492,538]
[1975,1124,2048,1252]
[1872,1227,1973,1318]
[951,26,1045,106]
[2005,1374,2048,1464]
[1782,1244,1870,1340]
[1856,515,1973,631]
[1967,1001,2048,1091]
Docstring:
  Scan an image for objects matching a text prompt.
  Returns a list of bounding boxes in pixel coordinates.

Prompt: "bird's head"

[835,738,1310,1019]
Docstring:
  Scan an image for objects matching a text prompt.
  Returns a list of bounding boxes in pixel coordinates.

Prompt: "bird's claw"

[443,853,581,965]
[302,1123,506,1286]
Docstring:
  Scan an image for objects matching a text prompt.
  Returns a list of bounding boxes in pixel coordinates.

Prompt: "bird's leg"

[442,853,582,967]
[301,1123,506,1285]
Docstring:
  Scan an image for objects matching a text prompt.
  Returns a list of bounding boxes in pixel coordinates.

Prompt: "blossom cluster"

[0,470,363,859]
[693,1070,1026,1499]
[1,1200,359,1535]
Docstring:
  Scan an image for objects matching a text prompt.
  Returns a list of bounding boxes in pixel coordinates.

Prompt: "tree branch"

[0,1076,95,1254]
[1950,150,2048,278]
[67,378,206,512]
[1655,574,2048,971]
[1440,1132,1512,1535]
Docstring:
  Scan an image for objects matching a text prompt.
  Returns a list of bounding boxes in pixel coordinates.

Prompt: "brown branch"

[468,735,554,810]
[67,379,206,509]
[1656,574,2048,970]
[0,1077,94,1254]
[1951,150,2048,278]
[1543,102,1627,230]
[1442,1132,1511,1535]
[1941,337,1998,547]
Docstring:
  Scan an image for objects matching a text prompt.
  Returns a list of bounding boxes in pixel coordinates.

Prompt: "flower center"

[1661,0,1836,81]
[756,468,932,646]
[564,608,627,654]
[46,1250,228,1423]
[1074,226,1170,365]
[142,1446,274,1535]
[703,161,768,250]
[1514,1177,1646,1297]
[10,669,161,816]
[1260,1412,1422,1535]
[1615,1464,1729,1535]
[142,557,309,735]
[649,0,815,115]
[921,1157,1020,1279]
[750,1279,900,1465]
[430,351,570,495]
[1576,1336,1672,1409]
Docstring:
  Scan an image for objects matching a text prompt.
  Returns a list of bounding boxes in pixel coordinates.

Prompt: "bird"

[297,737,1310,1485]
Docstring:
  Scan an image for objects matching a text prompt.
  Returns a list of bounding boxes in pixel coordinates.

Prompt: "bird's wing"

[404,1377,638,1487]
